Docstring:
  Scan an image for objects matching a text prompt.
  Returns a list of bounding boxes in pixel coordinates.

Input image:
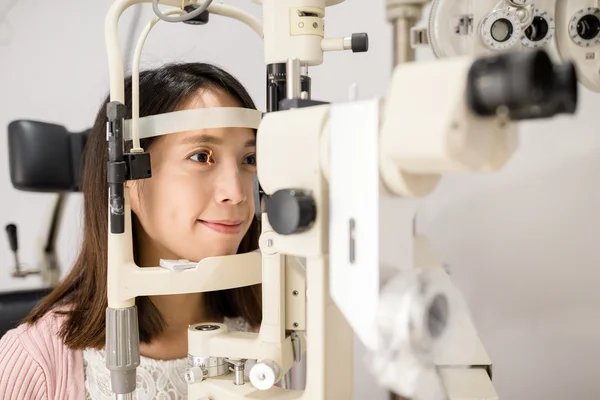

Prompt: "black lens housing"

[467,49,578,121]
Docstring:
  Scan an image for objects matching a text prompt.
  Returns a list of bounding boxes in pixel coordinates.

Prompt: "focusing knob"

[249,360,281,390]
[351,33,369,52]
[185,367,205,384]
[266,189,316,235]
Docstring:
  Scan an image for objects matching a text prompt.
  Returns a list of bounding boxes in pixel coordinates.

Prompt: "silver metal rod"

[393,17,417,65]
[115,393,133,400]
[286,58,301,99]
[343,36,352,50]
[280,371,293,389]
[301,63,308,76]
[234,364,245,385]
[12,254,21,273]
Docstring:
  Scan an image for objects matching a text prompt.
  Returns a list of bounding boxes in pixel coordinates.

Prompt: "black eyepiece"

[549,62,578,115]
[467,49,578,120]
[577,14,600,41]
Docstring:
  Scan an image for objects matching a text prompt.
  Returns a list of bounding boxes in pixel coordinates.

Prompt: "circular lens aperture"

[525,16,549,41]
[481,9,522,50]
[522,10,555,49]
[491,18,513,42]
[569,7,600,47]
[577,14,600,40]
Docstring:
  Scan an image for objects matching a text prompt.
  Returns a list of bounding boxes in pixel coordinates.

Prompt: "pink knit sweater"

[0,310,84,400]
[0,310,303,399]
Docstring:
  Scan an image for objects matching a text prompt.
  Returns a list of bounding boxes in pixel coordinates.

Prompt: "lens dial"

[522,9,555,48]
[569,7,600,47]
[481,9,522,50]
[427,0,474,58]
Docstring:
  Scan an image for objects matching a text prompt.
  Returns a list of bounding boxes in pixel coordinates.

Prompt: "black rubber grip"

[5,224,18,252]
[351,33,369,53]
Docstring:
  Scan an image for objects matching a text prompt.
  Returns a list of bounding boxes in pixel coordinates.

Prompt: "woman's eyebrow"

[178,133,256,148]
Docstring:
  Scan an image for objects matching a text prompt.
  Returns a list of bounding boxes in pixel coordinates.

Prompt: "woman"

[0,62,263,399]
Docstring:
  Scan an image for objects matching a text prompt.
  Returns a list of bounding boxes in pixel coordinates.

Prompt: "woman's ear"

[126,180,141,215]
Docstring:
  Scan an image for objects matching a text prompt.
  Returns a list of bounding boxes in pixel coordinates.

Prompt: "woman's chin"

[184,247,240,262]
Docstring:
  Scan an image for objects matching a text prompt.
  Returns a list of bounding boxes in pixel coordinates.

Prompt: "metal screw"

[313,22,318,28]
[195,324,220,331]
[266,239,273,247]
[293,322,299,328]
[293,290,299,296]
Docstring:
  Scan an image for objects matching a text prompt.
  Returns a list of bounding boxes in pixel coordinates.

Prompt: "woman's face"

[129,88,256,263]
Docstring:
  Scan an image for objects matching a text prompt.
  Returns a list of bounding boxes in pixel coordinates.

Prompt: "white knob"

[185,366,205,384]
[249,360,281,390]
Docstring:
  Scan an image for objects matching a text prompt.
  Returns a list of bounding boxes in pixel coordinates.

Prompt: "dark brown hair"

[23,63,262,349]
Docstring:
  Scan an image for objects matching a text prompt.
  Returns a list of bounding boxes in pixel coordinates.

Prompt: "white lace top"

[83,317,253,400]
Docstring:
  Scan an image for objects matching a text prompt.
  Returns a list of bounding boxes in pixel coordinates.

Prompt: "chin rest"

[8,120,90,192]
[0,287,54,338]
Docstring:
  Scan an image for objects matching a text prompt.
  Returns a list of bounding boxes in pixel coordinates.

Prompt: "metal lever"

[5,223,39,278]
[5,224,21,274]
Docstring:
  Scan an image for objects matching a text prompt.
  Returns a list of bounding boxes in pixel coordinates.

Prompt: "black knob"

[183,5,210,25]
[266,189,317,235]
[5,224,18,252]
[351,33,369,53]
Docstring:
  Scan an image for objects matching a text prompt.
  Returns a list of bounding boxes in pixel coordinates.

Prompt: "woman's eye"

[190,150,214,165]
[244,154,257,166]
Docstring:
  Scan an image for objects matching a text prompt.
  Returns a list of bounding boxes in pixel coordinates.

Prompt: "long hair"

[23,63,262,349]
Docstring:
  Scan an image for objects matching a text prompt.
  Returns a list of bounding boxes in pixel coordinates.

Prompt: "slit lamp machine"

[10,0,589,399]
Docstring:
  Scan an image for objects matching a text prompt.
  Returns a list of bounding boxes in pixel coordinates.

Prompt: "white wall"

[1,1,599,400]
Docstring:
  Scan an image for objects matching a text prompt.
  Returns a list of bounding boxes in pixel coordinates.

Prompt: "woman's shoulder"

[2,305,72,351]
[0,306,84,399]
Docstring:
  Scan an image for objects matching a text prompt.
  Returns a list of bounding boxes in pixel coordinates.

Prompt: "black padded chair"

[2,120,89,339]
[0,287,54,338]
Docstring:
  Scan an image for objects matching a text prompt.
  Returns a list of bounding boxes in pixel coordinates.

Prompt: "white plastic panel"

[329,99,381,351]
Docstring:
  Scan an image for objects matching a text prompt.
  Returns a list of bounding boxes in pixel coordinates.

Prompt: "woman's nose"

[214,164,247,204]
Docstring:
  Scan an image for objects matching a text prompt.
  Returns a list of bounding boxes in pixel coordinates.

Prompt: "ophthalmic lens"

[491,18,513,42]
[548,62,578,116]
[467,50,554,117]
[577,14,600,40]
[525,16,549,41]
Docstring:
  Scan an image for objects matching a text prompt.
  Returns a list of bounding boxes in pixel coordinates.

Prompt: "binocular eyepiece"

[467,49,578,120]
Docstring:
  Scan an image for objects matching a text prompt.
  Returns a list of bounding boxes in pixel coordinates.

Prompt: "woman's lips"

[199,220,243,234]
